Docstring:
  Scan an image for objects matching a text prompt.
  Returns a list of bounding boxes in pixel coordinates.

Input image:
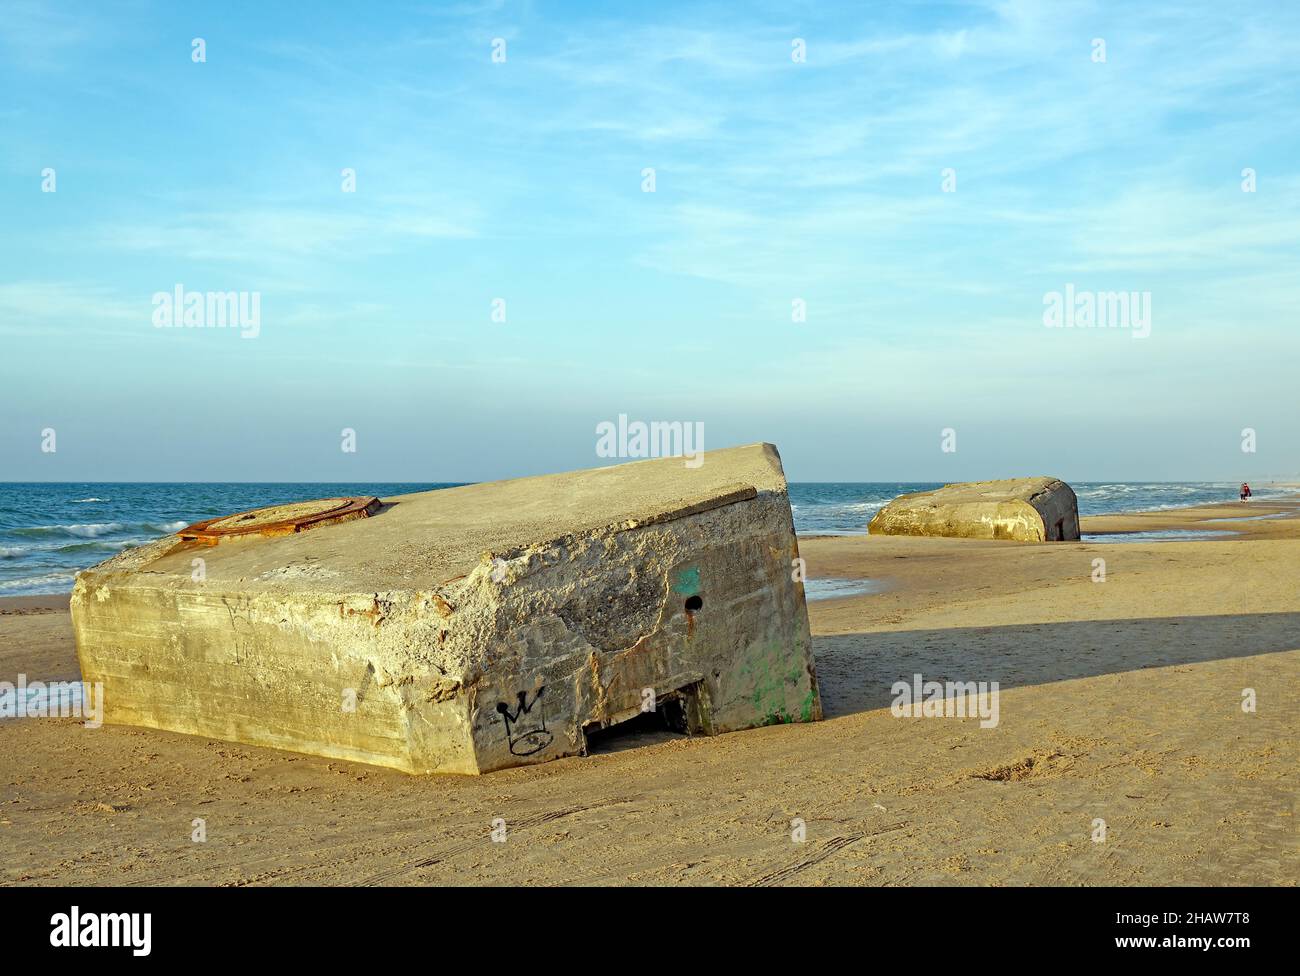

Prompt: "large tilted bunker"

[70,443,821,774]
[868,477,1080,542]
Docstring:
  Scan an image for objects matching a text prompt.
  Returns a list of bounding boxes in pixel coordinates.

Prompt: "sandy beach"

[2,498,1296,887]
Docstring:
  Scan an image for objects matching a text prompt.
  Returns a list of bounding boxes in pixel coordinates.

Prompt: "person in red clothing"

[1239,482,1252,502]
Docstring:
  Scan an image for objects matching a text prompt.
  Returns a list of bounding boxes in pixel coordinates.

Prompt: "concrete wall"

[71,583,480,774]
[465,490,818,773]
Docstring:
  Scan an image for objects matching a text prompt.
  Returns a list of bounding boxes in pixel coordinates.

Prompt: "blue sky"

[2,0,1298,482]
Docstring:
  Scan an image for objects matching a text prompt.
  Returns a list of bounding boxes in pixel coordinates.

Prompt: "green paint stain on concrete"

[672,567,701,595]
[738,639,818,726]
[799,689,816,722]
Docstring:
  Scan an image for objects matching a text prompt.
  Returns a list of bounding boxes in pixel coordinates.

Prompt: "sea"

[0,481,1294,597]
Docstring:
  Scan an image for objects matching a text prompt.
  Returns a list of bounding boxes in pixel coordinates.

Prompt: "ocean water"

[802,577,889,601]
[0,481,1294,596]
[1079,529,1240,544]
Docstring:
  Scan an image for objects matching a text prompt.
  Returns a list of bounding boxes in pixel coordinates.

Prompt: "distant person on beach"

[1240,482,1252,502]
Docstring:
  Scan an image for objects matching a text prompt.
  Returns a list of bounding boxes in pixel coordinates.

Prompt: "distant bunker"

[868,477,1080,543]
[70,443,821,775]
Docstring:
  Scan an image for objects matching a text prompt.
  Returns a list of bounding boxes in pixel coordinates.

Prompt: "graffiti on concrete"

[496,686,553,756]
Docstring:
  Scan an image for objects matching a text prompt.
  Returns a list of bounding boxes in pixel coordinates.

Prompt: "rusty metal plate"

[178,496,381,545]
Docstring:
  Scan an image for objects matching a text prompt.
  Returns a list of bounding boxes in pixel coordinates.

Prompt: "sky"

[2,0,1298,483]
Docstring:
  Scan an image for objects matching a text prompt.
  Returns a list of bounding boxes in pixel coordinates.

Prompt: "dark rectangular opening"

[582,682,707,755]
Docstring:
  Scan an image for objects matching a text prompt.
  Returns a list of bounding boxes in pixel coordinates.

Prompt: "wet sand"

[2,499,1297,886]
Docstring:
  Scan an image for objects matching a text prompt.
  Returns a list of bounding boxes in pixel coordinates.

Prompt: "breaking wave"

[0,572,78,593]
[15,522,125,539]
[148,520,189,533]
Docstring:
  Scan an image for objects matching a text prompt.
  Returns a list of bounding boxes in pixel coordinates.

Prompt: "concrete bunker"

[868,477,1080,543]
[70,443,821,775]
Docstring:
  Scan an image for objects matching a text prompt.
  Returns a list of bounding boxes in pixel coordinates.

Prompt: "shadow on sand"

[812,611,1300,719]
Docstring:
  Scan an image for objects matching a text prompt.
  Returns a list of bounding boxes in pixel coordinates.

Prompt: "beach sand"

[1,499,1296,886]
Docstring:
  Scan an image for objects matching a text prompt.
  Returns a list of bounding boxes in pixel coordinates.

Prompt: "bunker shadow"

[811,611,1300,719]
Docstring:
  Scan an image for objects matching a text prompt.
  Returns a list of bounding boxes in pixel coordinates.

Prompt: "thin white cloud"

[88,201,478,266]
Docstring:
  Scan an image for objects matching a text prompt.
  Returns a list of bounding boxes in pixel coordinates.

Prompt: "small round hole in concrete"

[685,595,703,612]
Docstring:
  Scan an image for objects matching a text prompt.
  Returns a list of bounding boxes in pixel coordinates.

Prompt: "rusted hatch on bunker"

[178,496,381,545]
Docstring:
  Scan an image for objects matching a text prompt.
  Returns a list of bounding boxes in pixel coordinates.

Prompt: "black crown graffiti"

[495,686,553,756]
